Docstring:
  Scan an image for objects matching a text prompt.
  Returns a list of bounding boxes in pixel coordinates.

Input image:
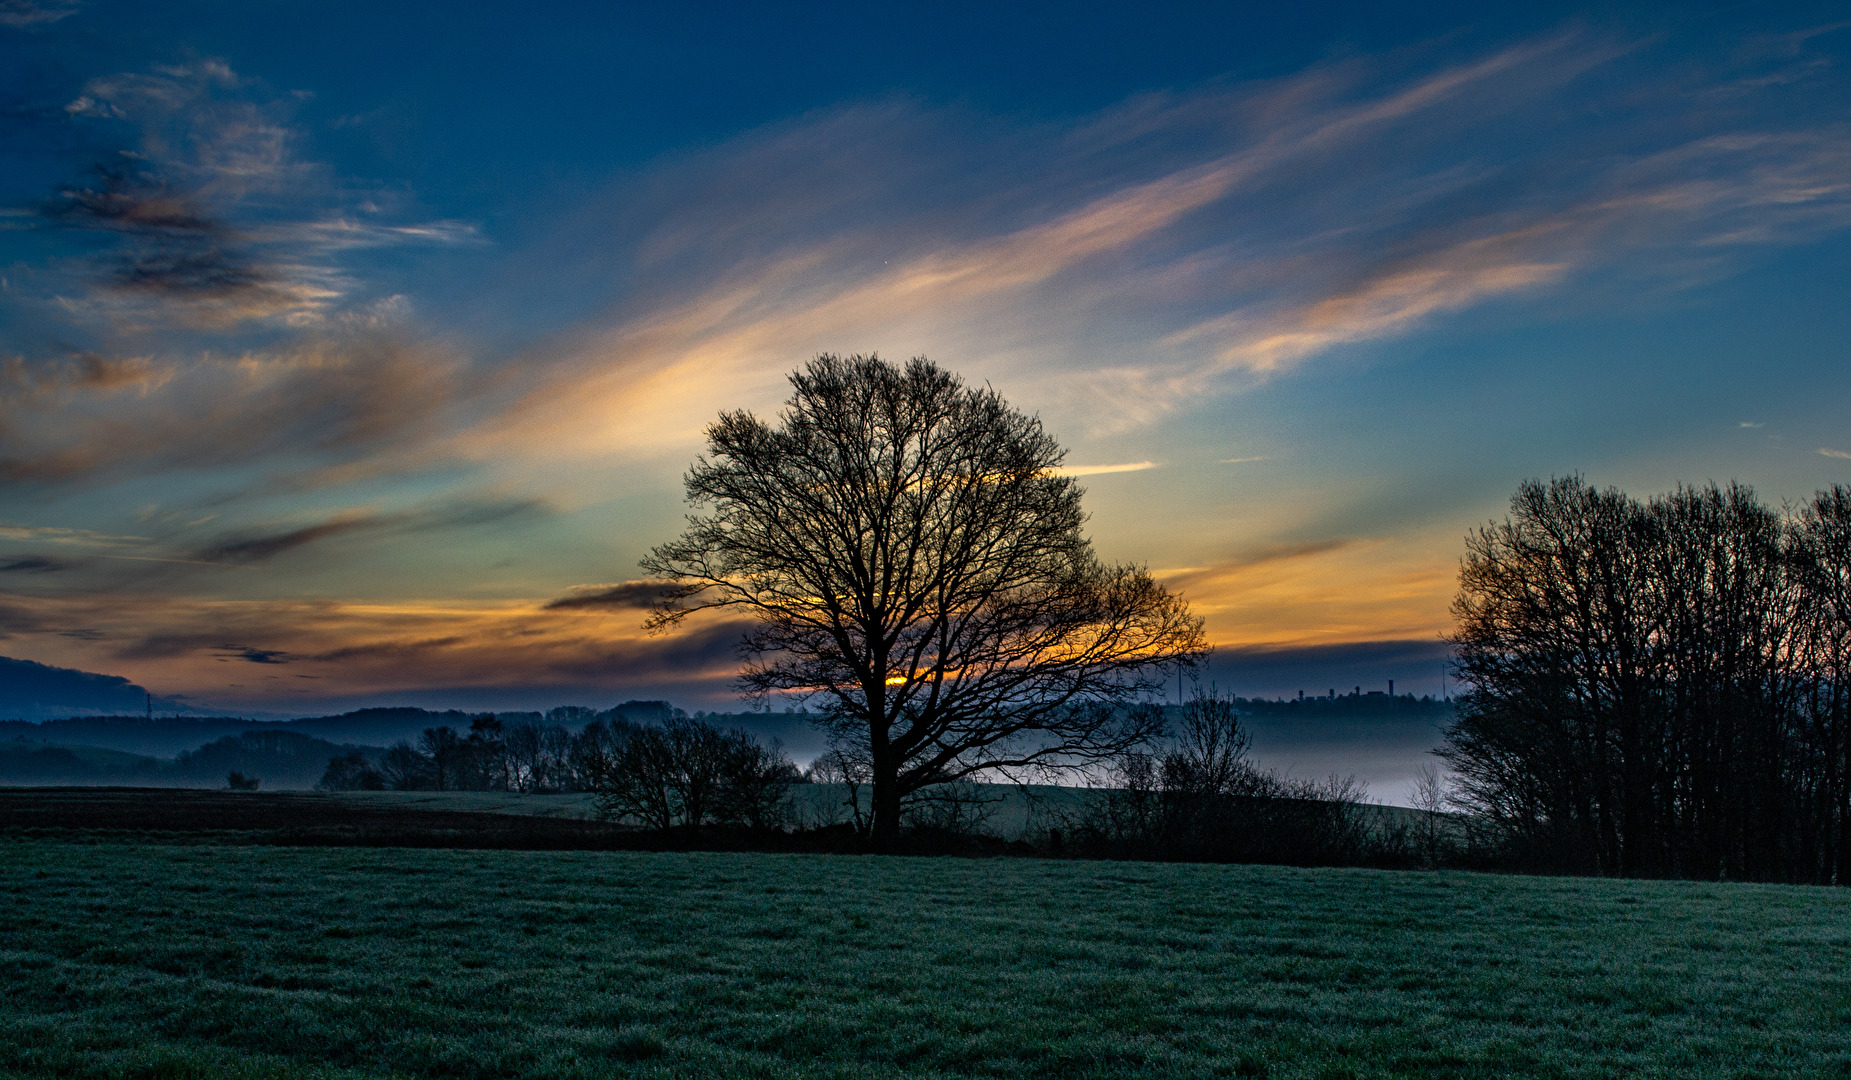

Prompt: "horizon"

[3,2,1850,719]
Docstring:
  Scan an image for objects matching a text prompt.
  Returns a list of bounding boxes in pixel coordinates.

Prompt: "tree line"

[320,709,637,795]
[312,695,1416,863]
[318,711,807,831]
[1444,477,1851,884]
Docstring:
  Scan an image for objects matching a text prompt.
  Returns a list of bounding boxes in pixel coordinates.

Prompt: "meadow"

[5,840,1851,1078]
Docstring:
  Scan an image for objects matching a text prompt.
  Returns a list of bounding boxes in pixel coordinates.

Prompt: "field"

[5,838,1851,1079]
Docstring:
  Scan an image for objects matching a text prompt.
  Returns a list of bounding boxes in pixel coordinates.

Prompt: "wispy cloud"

[469,28,1851,458]
[0,332,468,488]
[0,555,70,573]
[193,513,378,565]
[1,58,479,384]
[545,581,683,611]
[182,496,552,568]
[0,0,79,28]
[1821,448,1851,459]
[1054,461,1158,477]
[0,523,143,546]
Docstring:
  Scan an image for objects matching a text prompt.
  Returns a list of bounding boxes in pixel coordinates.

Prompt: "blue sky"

[2,0,1849,716]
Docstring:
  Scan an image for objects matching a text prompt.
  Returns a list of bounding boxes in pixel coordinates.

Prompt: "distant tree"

[1409,765,1452,868]
[461,715,505,791]
[501,722,546,793]
[226,771,260,791]
[590,717,795,831]
[718,736,800,831]
[317,751,385,791]
[546,705,599,727]
[568,719,635,792]
[643,354,1205,847]
[804,747,874,835]
[417,727,464,791]
[379,742,435,790]
[499,721,579,793]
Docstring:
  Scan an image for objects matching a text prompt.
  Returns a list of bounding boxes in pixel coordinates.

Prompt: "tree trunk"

[870,767,903,851]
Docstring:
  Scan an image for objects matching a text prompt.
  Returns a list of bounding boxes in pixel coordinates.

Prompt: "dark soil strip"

[0,788,1028,855]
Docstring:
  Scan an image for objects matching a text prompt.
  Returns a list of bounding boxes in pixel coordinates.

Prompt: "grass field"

[4,842,1851,1079]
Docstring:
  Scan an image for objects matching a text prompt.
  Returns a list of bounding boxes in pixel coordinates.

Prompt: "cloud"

[0,522,142,546]
[1164,538,1360,590]
[0,555,70,573]
[0,0,79,28]
[16,59,479,341]
[215,644,289,664]
[456,29,1851,459]
[1155,532,1458,647]
[186,496,552,567]
[41,166,303,322]
[1162,236,1570,377]
[0,332,467,489]
[193,514,377,565]
[1054,461,1158,477]
[1822,448,1851,459]
[307,636,467,663]
[0,585,757,711]
[545,581,684,611]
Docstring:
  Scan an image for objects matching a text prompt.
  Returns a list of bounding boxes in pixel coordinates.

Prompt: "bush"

[1076,689,1379,866]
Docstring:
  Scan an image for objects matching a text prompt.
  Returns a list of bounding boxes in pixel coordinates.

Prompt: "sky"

[2,0,1850,718]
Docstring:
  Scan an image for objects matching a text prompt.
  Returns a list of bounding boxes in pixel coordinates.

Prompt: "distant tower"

[1388,679,1394,697]
[1297,690,1303,701]
[1353,686,1360,697]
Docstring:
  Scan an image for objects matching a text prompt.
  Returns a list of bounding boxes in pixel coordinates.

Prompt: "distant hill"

[0,700,700,764]
[279,707,477,748]
[0,741,167,786]
[0,729,379,790]
[0,716,264,758]
[173,731,383,790]
[0,656,153,721]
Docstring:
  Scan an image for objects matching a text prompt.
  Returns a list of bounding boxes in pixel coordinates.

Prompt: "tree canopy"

[643,354,1205,844]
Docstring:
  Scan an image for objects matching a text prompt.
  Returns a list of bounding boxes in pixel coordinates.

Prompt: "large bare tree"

[643,354,1205,846]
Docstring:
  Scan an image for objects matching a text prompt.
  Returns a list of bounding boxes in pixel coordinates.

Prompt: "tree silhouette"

[643,354,1204,846]
[1444,477,1851,882]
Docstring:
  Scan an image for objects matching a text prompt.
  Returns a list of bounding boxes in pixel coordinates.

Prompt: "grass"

[4,840,1851,1078]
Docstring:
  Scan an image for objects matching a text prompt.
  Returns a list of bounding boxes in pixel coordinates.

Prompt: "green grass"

[4,840,1851,1078]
